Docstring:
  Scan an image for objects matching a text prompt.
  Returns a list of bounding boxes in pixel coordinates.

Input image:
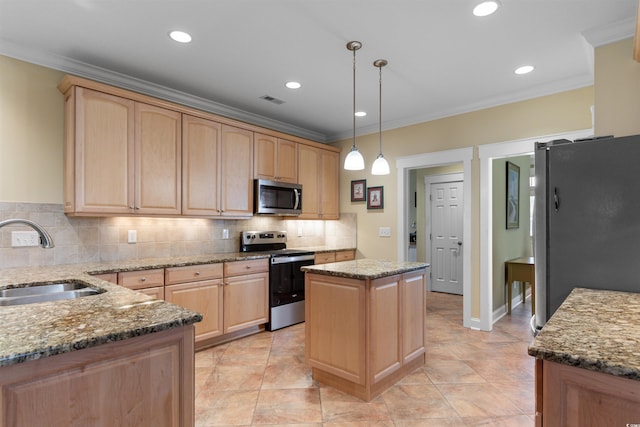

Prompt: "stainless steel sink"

[0,281,104,306]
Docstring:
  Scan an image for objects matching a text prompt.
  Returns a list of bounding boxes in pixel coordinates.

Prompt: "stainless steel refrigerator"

[533,134,640,331]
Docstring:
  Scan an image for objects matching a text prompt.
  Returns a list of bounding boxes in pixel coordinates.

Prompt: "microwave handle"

[294,188,300,210]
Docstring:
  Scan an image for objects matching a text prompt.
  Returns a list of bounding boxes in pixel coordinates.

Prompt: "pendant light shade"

[371,59,390,175]
[344,41,365,171]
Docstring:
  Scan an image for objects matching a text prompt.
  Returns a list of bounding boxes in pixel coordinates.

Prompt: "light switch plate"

[379,227,391,237]
[222,229,229,239]
[127,230,137,244]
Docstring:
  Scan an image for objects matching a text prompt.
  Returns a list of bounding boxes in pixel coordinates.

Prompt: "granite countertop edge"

[302,259,429,280]
[528,287,640,381]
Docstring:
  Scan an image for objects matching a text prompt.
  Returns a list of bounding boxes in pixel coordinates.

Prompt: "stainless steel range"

[240,231,314,331]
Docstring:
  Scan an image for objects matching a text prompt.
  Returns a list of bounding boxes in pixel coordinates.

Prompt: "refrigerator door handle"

[554,187,560,212]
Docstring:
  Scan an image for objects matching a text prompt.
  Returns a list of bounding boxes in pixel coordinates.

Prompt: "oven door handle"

[271,254,315,264]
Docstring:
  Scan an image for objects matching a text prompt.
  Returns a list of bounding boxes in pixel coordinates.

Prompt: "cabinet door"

[135,103,182,215]
[254,133,277,181]
[73,87,134,214]
[275,139,298,183]
[401,271,426,364]
[314,252,336,265]
[370,275,402,383]
[335,250,356,262]
[223,271,268,334]
[182,115,221,216]
[297,144,320,219]
[220,125,254,217]
[165,279,224,341]
[320,149,340,219]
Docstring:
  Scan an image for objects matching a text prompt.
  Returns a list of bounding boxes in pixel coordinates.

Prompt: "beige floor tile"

[436,383,524,418]
[252,388,322,424]
[194,291,535,426]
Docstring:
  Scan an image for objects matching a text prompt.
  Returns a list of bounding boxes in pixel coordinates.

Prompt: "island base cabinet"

[538,359,640,427]
[305,269,426,401]
[0,326,195,427]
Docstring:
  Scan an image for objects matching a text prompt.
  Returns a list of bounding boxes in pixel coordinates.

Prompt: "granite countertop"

[301,259,429,280]
[0,252,272,367]
[290,246,356,254]
[528,287,640,381]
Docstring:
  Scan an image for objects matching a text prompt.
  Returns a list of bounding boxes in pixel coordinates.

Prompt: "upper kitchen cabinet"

[61,85,181,216]
[183,116,254,217]
[298,144,340,219]
[254,133,298,183]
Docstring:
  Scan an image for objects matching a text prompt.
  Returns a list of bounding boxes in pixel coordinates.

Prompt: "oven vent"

[260,95,285,105]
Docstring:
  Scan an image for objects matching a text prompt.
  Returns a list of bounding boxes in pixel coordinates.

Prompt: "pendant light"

[344,41,365,171]
[371,59,390,175]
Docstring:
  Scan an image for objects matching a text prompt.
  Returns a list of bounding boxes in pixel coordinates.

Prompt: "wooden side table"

[505,257,535,315]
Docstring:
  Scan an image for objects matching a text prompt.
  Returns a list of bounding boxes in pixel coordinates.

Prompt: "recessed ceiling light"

[473,0,501,17]
[285,81,301,89]
[515,65,535,75]
[355,111,367,117]
[169,30,192,43]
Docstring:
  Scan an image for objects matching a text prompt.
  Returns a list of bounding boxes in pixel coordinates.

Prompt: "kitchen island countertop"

[528,287,640,380]
[0,252,272,367]
[301,258,429,280]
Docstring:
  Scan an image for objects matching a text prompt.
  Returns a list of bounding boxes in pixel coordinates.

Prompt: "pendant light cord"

[352,46,357,150]
[378,63,382,155]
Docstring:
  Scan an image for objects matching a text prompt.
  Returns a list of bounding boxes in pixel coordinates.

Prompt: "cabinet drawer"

[314,252,336,265]
[224,258,269,277]
[91,272,118,283]
[137,286,165,300]
[335,250,355,262]
[118,268,165,290]
[165,263,223,285]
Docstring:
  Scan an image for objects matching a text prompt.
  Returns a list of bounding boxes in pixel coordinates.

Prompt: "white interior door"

[428,178,464,295]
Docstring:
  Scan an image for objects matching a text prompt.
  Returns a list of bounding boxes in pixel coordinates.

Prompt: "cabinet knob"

[246,265,251,269]
[129,205,134,210]
[140,277,146,282]
[195,271,200,276]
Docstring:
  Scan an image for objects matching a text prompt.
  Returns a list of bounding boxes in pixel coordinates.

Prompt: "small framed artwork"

[351,179,366,202]
[367,186,384,210]
[506,161,520,229]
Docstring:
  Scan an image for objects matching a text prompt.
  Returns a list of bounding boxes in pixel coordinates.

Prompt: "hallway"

[195,292,535,426]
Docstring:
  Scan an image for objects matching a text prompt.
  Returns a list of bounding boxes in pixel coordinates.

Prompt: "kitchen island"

[528,287,640,426]
[302,259,429,401]
[0,262,208,427]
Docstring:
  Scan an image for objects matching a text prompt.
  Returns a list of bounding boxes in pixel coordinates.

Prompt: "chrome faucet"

[0,218,55,248]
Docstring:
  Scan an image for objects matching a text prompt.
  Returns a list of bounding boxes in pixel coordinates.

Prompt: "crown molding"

[582,17,635,47]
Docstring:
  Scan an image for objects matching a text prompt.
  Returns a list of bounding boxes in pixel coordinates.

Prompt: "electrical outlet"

[11,231,40,247]
[222,229,229,239]
[297,226,303,237]
[379,227,391,237]
[127,230,137,244]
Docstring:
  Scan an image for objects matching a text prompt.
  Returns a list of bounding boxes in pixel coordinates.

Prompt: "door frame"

[478,128,593,327]
[396,147,474,329]
[424,173,464,293]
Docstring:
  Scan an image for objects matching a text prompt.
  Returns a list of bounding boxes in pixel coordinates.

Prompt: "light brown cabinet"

[62,86,181,216]
[298,144,339,219]
[182,116,254,217]
[165,264,224,342]
[223,259,269,334]
[0,326,195,427]
[118,268,166,300]
[535,359,640,426]
[254,133,298,183]
[305,268,426,401]
[314,249,355,265]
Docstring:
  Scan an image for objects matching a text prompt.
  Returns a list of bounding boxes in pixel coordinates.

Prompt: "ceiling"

[0,1,637,143]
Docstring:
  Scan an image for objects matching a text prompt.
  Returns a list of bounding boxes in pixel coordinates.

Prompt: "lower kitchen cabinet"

[314,249,356,265]
[223,259,269,334]
[0,326,195,427]
[165,264,224,342]
[118,268,165,300]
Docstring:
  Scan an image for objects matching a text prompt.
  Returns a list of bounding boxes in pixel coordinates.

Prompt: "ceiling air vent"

[260,95,285,105]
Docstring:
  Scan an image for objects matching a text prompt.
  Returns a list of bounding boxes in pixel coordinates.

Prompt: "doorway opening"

[396,147,475,329]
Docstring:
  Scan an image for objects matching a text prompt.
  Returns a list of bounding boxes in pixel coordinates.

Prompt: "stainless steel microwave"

[254,179,302,216]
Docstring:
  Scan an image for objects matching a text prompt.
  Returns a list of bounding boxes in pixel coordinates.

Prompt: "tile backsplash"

[0,202,356,268]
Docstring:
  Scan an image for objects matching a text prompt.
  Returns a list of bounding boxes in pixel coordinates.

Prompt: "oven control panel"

[241,230,287,246]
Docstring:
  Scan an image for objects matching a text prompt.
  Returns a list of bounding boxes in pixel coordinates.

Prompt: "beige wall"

[595,38,640,137]
[0,56,65,203]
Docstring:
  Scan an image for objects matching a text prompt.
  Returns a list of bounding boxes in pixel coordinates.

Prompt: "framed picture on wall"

[506,161,520,229]
[351,179,366,202]
[367,186,384,210]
